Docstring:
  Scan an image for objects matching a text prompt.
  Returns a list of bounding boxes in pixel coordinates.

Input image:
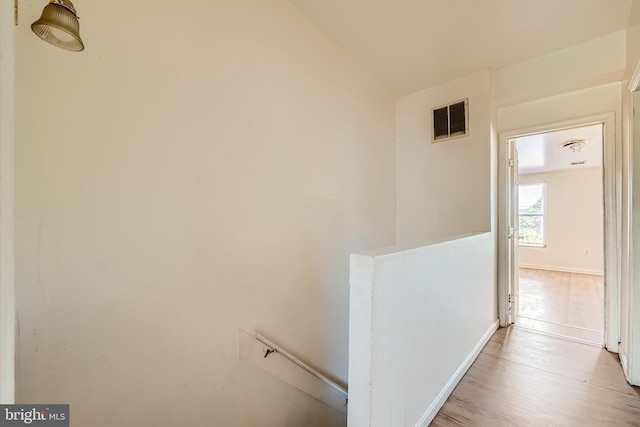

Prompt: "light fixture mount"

[561,139,588,153]
[31,0,84,52]
[50,0,78,15]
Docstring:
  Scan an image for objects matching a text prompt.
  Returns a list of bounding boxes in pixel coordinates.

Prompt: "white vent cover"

[432,98,468,142]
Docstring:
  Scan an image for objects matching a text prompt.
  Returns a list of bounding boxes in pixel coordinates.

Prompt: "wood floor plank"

[518,268,604,334]
[432,270,635,426]
[432,327,640,426]
[483,328,636,397]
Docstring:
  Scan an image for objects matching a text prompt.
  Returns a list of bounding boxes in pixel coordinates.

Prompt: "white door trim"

[0,0,16,403]
[626,66,640,384]
[498,112,620,352]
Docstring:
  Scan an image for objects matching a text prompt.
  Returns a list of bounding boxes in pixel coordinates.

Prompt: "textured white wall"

[396,70,492,246]
[15,1,396,425]
[518,168,604,275]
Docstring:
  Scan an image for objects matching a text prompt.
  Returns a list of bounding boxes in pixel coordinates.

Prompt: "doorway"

[513,124,605,345]
[498,112,619,353]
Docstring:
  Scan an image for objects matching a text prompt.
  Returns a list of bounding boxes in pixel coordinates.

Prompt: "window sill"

[519,243,546,248]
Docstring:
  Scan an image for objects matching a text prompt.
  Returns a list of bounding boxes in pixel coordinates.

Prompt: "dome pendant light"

[31,0,84,52]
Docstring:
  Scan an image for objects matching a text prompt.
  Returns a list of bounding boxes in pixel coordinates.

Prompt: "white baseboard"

[620,348,628,377]
[518,263,604,276]
[414,320,499,427]
[618,347,640,386]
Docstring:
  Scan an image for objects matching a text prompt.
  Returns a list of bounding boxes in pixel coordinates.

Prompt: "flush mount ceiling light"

[31,0,84,52]
[561,139,588,153]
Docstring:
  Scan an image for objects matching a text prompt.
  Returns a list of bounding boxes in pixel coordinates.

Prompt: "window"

[518,183,545,247]
[432,99,468,142]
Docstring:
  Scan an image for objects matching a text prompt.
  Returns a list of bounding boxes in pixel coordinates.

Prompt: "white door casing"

[626,71,640,383]
[506,141,519,324]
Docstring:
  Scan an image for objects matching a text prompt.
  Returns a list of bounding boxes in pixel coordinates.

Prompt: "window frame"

[518,182,547,248]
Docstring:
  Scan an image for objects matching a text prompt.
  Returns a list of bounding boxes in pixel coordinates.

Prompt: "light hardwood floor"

[431,327,640,426]
[516,268,604,344]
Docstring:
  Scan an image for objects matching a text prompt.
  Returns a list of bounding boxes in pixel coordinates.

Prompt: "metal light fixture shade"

[31,0,84,52]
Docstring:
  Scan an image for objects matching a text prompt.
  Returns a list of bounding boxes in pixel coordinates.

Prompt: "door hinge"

[508,293,512,303]
[508,157,514,167]
[507,226,514,238]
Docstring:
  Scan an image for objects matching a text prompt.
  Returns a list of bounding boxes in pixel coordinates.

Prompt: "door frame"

[498,112,620,352]
[626,67,640,384]
[505,139,519,325]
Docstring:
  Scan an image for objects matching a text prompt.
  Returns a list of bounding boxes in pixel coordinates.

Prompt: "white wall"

[0,0,15,404]
[348,233,497,427]
[396,70,492,245]
[626,2,640,81]
[498,83,622,133]
[620,70,634,382]
[493,31,626,107]
[625,1,640,378]
[15,1,396,425]
[381,62,496,427]
[628,89,640,384]
[519,168,604,275]
[625,0,640,385]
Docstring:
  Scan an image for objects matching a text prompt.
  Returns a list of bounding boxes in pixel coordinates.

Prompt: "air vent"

[432,98,468,142]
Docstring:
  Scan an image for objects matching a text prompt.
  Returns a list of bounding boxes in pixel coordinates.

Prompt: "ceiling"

[289,0,634,96]
[516,124,603,175]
